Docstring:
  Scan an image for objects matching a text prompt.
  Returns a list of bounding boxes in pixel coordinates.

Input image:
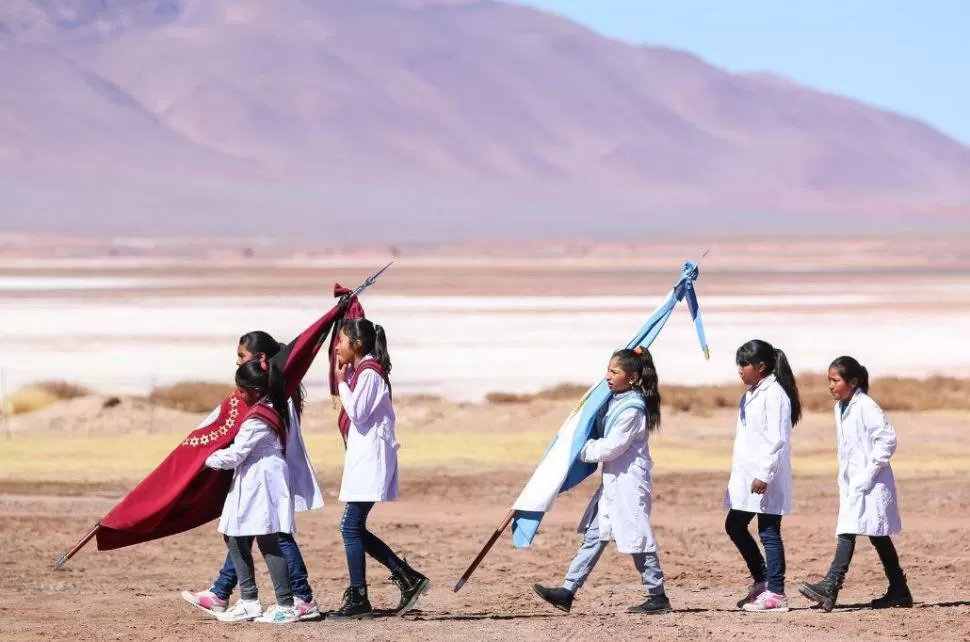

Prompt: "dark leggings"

[341,502,405,589]
[224,534,293,607]
[829,533,904,584]
[725,509,786,595]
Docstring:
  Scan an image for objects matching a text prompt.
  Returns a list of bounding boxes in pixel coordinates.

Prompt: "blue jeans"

[211,532,312,602]
[341,501,404,589]
[725,509,785,595]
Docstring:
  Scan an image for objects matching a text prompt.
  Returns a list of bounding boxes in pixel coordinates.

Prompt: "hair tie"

[633,346,644,355]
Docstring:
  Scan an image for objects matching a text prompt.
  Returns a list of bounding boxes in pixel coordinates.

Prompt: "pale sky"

[514,0,970,145]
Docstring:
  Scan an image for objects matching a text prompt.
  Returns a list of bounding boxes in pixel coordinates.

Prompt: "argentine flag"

[510,261,709,548]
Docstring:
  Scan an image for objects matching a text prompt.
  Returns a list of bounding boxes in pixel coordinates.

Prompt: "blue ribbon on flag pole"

[511,261,709,548]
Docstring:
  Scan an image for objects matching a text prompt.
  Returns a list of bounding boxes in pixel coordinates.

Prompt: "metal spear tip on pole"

[349,261,394,299]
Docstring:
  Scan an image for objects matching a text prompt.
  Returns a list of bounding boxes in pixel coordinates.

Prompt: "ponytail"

[736,339,801,426]
[373,324,392,375]
[238,330,303,418]
[611,348,662,432]
[773,348,802,426]
[829,356,870,394]
[235,360,292,441]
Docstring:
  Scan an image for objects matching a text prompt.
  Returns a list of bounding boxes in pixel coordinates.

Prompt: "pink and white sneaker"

[293,596,321,621]
[181,589,228,616]
[742,590,790,612]
[736,581,767,608]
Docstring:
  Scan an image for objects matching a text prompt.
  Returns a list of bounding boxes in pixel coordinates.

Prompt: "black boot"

[799,574,842,613]
[532,584,574,613]
[871,576,913,609]
[626,593,672,615]
[327,586,374,620]
[389,559,432,616]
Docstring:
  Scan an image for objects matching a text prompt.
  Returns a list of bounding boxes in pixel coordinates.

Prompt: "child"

[533,347,671,615]
[798,356,912,611]
[329,318,430,619]
[725,339,801,613]
[182,331,323,620]
[203,359,299,624]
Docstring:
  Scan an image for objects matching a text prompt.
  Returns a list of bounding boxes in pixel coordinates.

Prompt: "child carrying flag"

[533,347,671,615]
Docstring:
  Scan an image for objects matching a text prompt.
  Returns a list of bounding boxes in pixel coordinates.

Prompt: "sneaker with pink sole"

[742,590,790,612]
[294,596,321,621]
[736,581,767,608]
[181,589,228,616]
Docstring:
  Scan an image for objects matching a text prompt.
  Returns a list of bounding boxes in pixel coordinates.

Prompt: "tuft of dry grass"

[148,381,233,412]
[1,380,93,415]
[486,374,970,413]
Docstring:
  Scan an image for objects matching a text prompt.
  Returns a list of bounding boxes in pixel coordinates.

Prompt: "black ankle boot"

[798,575,842,613]
[871,576,913,609]
[389,559,432,616]
[328,586,374,620]
[532,584,574,613]
[626,593,672,615]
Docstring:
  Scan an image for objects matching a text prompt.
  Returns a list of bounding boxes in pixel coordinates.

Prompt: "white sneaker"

[742,590,790,613]
[736,581,767,608]
[215,599,263,622]
[255,604,300,624]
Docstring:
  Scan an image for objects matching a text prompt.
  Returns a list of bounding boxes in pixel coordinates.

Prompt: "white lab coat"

[576,390,657,554]
[834,390,901,536]
[337,355,399,503]
[724,374,793,515]
[284,399,324,513]
[206,413,295,537]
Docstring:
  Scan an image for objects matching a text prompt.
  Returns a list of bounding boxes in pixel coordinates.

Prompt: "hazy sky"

[514,0,969,145]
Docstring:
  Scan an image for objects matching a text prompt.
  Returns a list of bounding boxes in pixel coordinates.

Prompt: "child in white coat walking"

[182,330,323,620]
[329,318,431,619]
[798,356,913,611]
[533,347,671,615]
[204,359,300,625]
[725,339,802,613]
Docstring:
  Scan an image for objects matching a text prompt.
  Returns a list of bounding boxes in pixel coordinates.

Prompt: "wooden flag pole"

[453,509,515,593]
[53,521,101,571]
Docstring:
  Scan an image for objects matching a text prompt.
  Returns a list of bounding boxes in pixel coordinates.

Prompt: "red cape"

[96,285,356,551]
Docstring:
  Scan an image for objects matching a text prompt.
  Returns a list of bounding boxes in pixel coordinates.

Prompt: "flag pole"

[453,509,514,593]
[53,521,101,570]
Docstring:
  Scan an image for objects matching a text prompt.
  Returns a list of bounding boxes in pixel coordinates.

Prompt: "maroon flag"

[94,285,352,552]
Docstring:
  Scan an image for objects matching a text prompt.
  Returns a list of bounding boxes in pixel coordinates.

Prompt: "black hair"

[239,331,283,358]
[341,318,392,375]
[235,359,291,438]
[736,339,802,426]
[611,348,661,432]
[238,330,304,418]
[829,355,870,394]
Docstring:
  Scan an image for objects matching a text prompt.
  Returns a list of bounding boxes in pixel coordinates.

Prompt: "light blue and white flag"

[510,261,709,548]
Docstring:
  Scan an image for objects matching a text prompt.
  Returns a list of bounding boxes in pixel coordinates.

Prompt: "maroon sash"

[337,360,391,447]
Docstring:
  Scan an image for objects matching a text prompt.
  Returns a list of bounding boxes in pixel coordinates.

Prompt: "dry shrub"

[149,381,233,412]
[485,391,531,404]
[33,380,92,400]
[535,383,589,401]
[2,387,61,415]
[486,374,970,413]
[1,380,93,415]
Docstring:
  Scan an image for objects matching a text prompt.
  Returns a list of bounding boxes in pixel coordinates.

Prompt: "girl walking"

[533,347,671,615]
[725,339,801,613]
[329,318,430,619]
[182,331,323,620]
[204,358,301,624]
[798,356,912,611]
